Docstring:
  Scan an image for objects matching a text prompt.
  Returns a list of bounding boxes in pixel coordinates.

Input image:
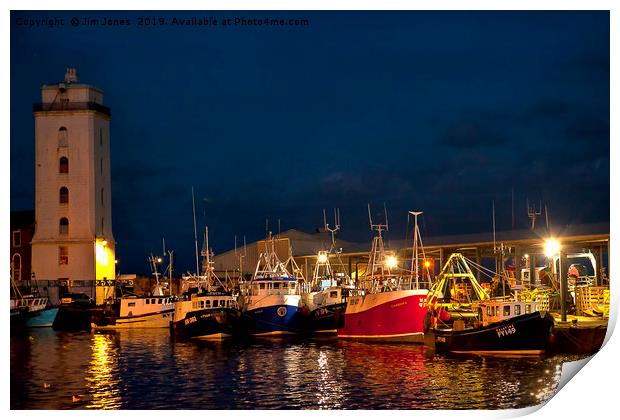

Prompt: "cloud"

[442,121,506,149]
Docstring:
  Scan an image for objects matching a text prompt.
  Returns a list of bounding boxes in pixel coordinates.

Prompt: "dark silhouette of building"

[11,210,35,283]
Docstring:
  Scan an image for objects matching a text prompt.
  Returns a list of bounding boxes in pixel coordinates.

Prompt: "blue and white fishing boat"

[240,233,306,336]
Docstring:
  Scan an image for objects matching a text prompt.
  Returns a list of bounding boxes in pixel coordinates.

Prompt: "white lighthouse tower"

[31,68,115,304]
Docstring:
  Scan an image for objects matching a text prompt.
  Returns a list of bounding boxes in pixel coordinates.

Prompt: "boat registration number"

[185,316,197,325]
[496,324,516,338]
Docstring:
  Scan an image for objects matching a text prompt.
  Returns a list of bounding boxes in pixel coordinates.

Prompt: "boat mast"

[365,204,390,292]
[192,187,200,277]
[408,211,423,289]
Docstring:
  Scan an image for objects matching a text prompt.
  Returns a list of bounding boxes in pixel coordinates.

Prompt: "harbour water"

[11,329,588,410]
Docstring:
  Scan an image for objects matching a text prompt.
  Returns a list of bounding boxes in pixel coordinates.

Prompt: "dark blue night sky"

[10,11,610,275]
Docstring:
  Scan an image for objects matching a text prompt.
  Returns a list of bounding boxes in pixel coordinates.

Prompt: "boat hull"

[53,305,103,331]
[172,307,241,340]
[91,309,174,329]
[549,323,607,354]
[24,307,59,328]
[243,304,306,335]
[433,312,554,355]
[307,302,347,334]
[337,290,428,342]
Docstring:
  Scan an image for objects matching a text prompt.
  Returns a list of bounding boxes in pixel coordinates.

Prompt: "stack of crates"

[534,292,551,312]
[575,286,610,317]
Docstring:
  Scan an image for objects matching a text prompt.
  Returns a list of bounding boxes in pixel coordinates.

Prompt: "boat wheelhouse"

[91,295,176,329]
[172,293,241,340]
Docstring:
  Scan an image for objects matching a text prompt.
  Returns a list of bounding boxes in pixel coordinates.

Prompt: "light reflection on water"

[11,329,586,410]
[85,334,122,409]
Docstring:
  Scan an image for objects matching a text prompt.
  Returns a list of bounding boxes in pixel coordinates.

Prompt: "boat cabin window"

[199,301,204,308]
[128,302,136,307]
[503,306,511,317]
[205,300,211,308]
[273,282,281,290]
[330,291,338,298]
[259,283,266,290]
[514,304,521,316]
[158,298,162,304]
[219,300,226,307]
[525,304,531,314]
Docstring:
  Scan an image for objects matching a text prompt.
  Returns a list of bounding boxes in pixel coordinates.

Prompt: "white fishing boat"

[91,255,175,329]
[302,209,361,334]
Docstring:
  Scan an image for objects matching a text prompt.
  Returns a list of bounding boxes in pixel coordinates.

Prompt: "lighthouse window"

[59,187,69,204]
[59,218,69,235]
[58,127,68,147]
[59,157,69,174]
[59,246,68,265]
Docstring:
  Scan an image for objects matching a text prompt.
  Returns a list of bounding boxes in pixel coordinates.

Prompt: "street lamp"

[386,255,398,269]
[544,238,561,257]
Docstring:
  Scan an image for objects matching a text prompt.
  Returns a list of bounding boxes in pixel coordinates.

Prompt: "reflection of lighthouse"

[31,68,115,304]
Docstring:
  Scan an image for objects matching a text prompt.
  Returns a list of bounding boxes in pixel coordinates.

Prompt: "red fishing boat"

[337,207,429,342]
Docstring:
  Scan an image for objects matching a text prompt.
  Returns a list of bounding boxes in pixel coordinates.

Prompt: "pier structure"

[30,68,116,304]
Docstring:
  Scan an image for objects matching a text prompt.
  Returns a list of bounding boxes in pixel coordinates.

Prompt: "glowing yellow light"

[317,252,328,263]
[544,239,561,257]
[95,242,108,265]
[386,255,398,269]
[524,254,529,259]
[157,257,162,264]
[424,260,431,269]
[101,240,108,246]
